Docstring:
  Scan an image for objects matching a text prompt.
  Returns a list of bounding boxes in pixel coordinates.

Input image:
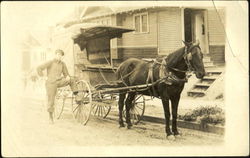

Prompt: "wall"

[119,10,158,47]
[209,45,225,65]
[207,8,225,64]
[207,8,225,45]
[158,7,182,55]
[114,9,158,61]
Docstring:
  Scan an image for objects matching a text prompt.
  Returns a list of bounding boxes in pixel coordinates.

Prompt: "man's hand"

[66,76,70,81]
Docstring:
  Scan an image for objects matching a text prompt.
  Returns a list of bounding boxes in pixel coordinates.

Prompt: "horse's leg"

[161,97,174,138]
[170,94,181,136]
[125,92,136,129]
[118,92,126,128]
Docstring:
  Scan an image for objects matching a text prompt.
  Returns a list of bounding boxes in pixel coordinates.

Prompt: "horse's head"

[183,41,206,79]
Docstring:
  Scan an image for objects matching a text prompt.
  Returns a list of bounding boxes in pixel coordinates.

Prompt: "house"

[53,5,226,98]
[58,6,225,68]
[21,30,54,94]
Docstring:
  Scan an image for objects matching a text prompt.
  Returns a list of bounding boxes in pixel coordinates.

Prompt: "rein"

[156,45,201,84]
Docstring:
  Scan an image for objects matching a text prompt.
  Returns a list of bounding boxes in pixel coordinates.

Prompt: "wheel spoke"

[94,105,99,115]
[102,107,106,117]
[135,95,142,101]
[135,104,144,110]
[101,107,104,117]
[100,106,102,117]
[73,104,79,112]
[96,106,99,116]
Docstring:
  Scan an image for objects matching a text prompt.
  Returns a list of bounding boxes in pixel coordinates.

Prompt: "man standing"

[37,49,78,124]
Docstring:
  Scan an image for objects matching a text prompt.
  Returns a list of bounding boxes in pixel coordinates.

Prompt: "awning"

[68,23,134,50]
[70,23,134,41]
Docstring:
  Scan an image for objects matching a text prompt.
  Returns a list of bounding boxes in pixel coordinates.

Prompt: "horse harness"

[146,45,199,96]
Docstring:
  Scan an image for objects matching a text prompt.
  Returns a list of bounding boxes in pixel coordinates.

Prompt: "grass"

[178,105,225,126]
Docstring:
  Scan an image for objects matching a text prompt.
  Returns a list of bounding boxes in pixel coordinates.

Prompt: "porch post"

[180,7,185,46]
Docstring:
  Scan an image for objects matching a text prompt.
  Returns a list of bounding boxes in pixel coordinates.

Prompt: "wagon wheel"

[54,87,71,119]
[123,94,146,125]
[71,80,92,125]
[91,93,114,118]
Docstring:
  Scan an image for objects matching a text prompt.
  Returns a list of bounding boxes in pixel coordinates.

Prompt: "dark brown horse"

[116,41,205,140]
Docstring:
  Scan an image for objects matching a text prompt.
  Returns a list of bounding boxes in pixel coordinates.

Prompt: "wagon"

[54,78,159,125]
[53,23,164,125]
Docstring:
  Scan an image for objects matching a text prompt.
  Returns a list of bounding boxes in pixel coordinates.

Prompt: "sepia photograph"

[1,1,248,157]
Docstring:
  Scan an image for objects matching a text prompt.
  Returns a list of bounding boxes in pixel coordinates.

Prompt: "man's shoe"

[49,112,54,124]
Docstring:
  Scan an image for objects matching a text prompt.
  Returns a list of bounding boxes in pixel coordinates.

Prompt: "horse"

[116,41,205,140]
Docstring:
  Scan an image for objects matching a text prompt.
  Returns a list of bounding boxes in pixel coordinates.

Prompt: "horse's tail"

[115,61,125,80]
[116,59,137,82]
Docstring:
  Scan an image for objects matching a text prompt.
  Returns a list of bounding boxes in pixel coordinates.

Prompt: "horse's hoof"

[127,125,132,129]
[119,124,125,128]
[167,135,175,141]
[174,134,182,138]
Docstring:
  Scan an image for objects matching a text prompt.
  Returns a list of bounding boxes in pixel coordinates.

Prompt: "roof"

[71,23,134,41]
[81,6,114,19]
[56,6,86,26]
[58,3,225,28]
[67,23,134,50]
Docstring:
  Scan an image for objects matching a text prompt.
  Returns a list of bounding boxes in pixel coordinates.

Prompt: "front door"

[193,10,208,54]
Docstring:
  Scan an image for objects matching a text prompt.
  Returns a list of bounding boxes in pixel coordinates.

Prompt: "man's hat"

[55,49,64,56]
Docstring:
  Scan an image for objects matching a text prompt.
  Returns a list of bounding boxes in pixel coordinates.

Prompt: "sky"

[2,1,243,45]
[1,1,80,46]
[2,2,76,29]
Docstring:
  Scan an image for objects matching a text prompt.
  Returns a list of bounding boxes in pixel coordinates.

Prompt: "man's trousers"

[45,77,78,113]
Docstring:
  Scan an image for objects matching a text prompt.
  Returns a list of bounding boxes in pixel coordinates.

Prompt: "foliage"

[178,105,225,126]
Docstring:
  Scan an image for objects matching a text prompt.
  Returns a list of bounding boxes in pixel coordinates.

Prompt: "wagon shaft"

[94,83,154,94]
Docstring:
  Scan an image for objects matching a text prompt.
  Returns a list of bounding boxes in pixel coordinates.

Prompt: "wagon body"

[53,23,148,125]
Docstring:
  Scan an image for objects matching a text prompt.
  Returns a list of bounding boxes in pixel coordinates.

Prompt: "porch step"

[187,90,205,97]
[206,71,222,75]
[203,55,215,68]
[204,62,214,68]
[203,76,217,80]
[187,67,223,98]
[194,83,210,87]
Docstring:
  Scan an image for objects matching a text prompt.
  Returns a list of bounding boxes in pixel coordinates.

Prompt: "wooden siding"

[119,10,158,47]
[207,9,225,45]
[158,8,182,55]
[209,45,225,64]
[120,47,157,60]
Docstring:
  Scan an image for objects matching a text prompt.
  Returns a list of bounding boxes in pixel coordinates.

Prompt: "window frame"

[133,12,149,34]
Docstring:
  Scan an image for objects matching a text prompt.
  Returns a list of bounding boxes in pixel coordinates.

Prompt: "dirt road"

[2,97,224,156]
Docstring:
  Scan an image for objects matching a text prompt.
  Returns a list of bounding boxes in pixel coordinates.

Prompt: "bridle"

[171,45,201,73]
[158,45,202,84]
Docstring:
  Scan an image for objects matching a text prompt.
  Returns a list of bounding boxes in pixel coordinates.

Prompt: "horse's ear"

[182,40,192,47]
[182,40,188,46]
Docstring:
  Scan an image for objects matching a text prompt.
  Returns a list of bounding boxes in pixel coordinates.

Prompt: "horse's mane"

[165,47,186,68]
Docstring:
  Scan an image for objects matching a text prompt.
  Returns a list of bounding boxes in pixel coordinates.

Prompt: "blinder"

[183,45,202,72]
[158,44,202,85]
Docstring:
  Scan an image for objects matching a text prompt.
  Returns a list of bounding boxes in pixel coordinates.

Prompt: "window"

[134,13,149,33]
[135,15,141,32]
